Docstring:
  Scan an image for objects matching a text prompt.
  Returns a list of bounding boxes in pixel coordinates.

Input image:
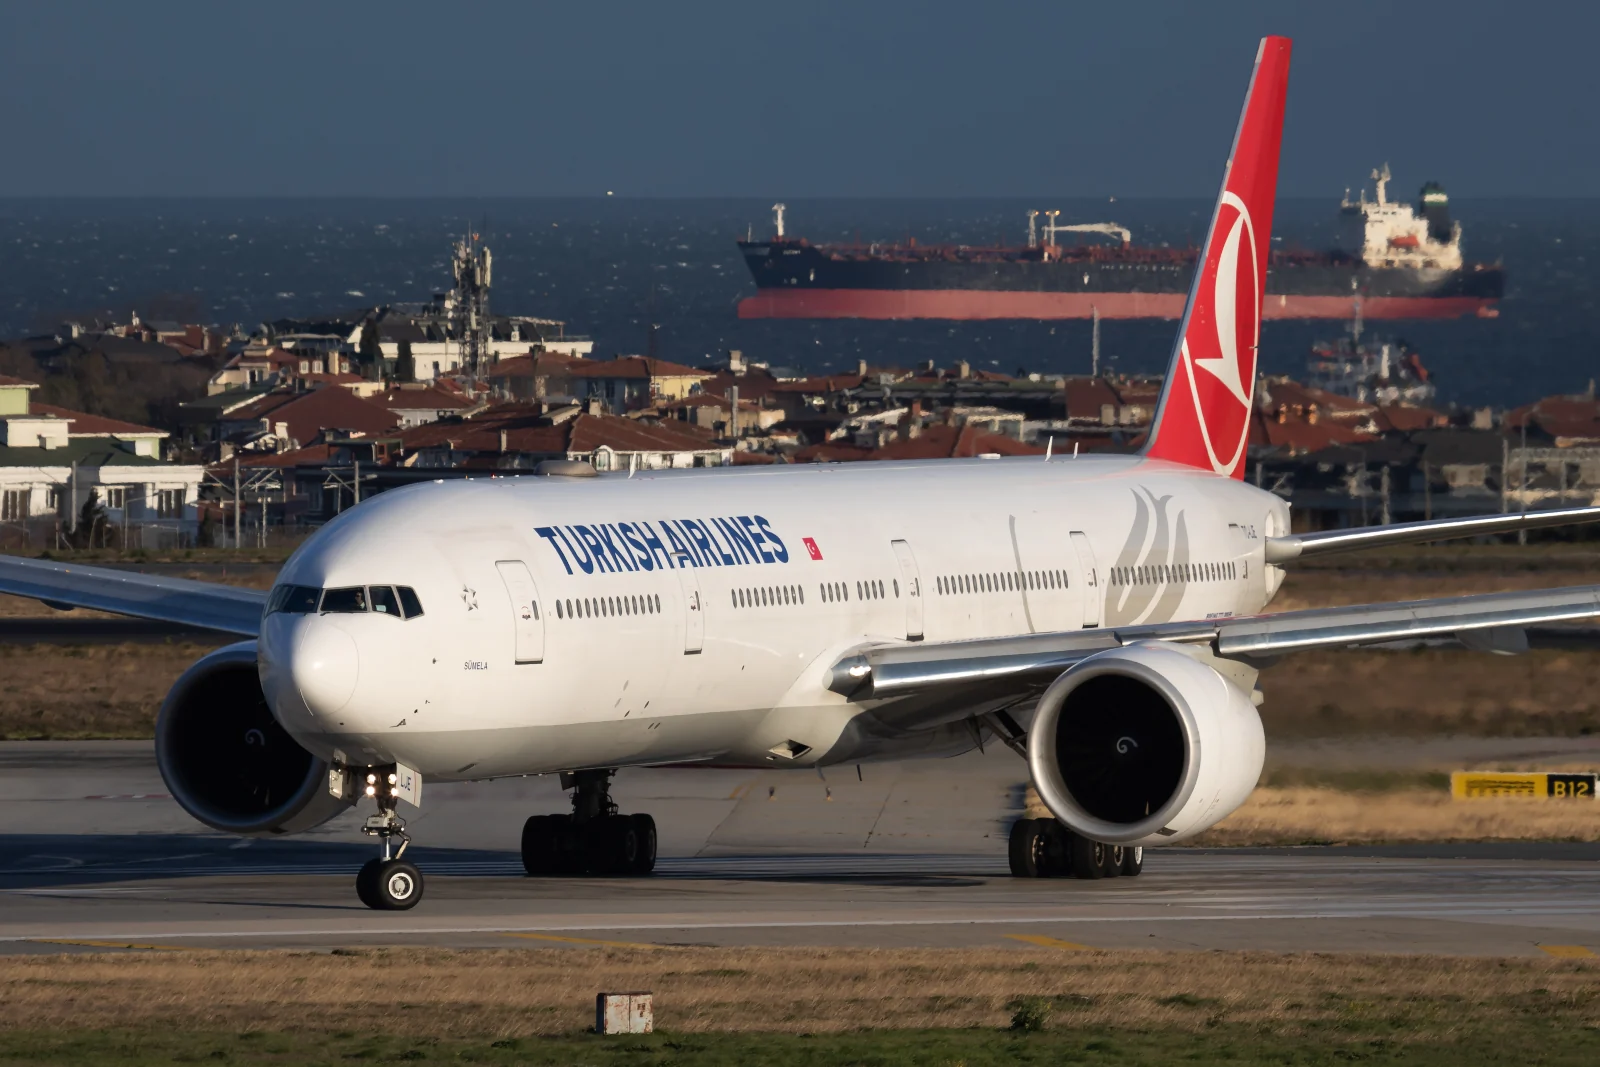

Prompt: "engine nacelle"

[156,641,354,836]
[1027,642,1264,846]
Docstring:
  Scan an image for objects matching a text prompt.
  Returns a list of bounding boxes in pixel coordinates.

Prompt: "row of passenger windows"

[733,585,804,609]
[558,594,660,620]
[937,570,1068,596]
[267,584,425,619]
[1111,561,1236,586]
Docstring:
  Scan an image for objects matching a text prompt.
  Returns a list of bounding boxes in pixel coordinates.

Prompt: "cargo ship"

[737,166,1503,321]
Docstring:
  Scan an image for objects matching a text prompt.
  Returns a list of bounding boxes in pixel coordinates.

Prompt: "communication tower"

[450,233,493,379]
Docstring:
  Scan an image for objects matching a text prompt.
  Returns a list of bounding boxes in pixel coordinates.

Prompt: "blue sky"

[1,1,1589,197]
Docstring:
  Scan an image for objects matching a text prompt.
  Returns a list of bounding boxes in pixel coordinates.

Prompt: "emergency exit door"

[1068,531,1101,628]
[676,562,704,654]
[890,539,924,640]
[495,560,545,664]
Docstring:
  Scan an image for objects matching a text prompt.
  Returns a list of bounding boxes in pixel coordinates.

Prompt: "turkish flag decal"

[802,537,823,560]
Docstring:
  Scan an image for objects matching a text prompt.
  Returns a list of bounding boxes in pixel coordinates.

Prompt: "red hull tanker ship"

[738,167,1503,321]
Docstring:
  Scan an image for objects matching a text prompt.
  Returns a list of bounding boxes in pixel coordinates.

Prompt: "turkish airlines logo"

[1182,190,1259,475]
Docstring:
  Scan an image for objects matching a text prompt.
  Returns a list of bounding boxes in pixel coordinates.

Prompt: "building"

[0,375,204,548]
[393,404,731,473]
[567,357,713,414]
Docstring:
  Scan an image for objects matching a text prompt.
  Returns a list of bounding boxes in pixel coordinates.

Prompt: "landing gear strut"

[355,766,424,910]
[521,769,657,876]
[1008,818,1143,880]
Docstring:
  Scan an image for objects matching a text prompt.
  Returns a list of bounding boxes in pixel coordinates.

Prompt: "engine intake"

[1027,642,1264,845]
[156,641,354,835]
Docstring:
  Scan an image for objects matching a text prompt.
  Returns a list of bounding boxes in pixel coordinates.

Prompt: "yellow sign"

[1451,772,1597,799]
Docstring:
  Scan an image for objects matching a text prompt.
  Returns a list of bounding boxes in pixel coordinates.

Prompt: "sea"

[1,197,1595,409]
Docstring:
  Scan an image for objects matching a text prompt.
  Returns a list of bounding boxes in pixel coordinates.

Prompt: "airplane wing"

[0,555,266,637]
[829,584,1600,702]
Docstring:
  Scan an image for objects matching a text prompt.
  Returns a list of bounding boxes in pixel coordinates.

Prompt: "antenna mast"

[451,232,492,380]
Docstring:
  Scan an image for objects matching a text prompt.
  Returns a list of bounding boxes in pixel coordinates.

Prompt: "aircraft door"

[494,560,545,664]
[675,564,704,654]
[889,539,924,640]
[1068,531,1101,628]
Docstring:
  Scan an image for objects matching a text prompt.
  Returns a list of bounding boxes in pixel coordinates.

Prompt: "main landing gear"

[356,767,424,911]
[521,769,657,877]
[1009,818,1143,879]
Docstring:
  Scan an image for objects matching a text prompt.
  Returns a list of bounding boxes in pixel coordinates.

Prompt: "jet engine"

[156,641,354,835]
[1027,642,1264,846]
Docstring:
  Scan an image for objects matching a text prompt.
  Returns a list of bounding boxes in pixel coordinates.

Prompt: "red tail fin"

[1144,36,1291,479]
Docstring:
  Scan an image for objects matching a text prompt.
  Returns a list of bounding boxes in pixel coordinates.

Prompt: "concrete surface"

[4,741,1600,957]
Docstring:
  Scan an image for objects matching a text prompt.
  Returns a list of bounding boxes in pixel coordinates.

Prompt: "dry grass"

[0,946,1595,1039]
[1196,786,1600,845]
[0,642,215,738]
[1260,648,1600,738]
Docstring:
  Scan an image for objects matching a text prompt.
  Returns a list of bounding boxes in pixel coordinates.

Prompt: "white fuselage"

[256,454,1290,781]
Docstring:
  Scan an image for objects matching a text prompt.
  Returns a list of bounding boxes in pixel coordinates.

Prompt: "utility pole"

[1090,306,1101,378]
[353,458,361,506]
[67,461,77,536]
[232,456,241,551]
[728,385,739,440]
[1519,421,1529,545]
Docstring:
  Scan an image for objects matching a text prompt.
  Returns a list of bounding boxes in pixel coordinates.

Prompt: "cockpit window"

[267,584,422,619]
[320,586,368,613]
[266,585,320,615]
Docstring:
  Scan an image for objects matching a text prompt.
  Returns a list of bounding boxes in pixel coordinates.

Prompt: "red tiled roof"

[0,374,39,388]
[569,356,707,380]
[488,352,590,379]
[871,424,1045,460]
[398,409,721,456]
[371,384,474,412]
[1249,410,1374,453]
[30,402,165,436]
[224,387,397,445]
[232,443,335,469]
[770,374,868,394]
[1505,396,1600,441]
[1373,405,1447,433]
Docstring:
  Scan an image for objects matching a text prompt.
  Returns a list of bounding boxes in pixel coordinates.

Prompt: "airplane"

[6,35,1600,911]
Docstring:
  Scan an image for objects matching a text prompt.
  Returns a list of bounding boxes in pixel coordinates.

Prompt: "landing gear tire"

[521,814,564,876]
[522,770,658,878]
[1069,832,1107,880]
[1121,846,1144,877]
[587,814,641,876]
[1009,818,1044,877]
[358,858,424,910]
[630,813,658,875]
[1101,844,1125,878]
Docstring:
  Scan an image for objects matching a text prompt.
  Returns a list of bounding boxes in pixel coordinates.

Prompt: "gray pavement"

[4,741,1600,957]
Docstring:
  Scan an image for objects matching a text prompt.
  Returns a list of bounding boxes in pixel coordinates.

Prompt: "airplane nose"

[292,618,359,717]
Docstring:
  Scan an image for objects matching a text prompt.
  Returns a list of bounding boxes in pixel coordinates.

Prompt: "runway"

[4,741,1600,957]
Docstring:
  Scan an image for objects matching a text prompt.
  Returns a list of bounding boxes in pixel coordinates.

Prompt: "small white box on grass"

[596,992,653,1035]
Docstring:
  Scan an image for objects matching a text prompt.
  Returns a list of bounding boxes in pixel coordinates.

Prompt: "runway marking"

[1539,944,1596,958]
[1005,934,1096,951]
[503,932,676,951]
[28,938,184,952]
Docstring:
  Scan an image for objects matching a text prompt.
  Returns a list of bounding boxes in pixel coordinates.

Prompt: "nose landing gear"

[355,766,424,910]
[521,769,657,877]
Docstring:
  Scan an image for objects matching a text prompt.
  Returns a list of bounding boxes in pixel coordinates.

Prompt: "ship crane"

[1038,210,1132,248]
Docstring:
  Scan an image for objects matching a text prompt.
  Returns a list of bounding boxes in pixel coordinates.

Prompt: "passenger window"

[267,584,320,615]
[369,586,401,616]
[321,587,367,613]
